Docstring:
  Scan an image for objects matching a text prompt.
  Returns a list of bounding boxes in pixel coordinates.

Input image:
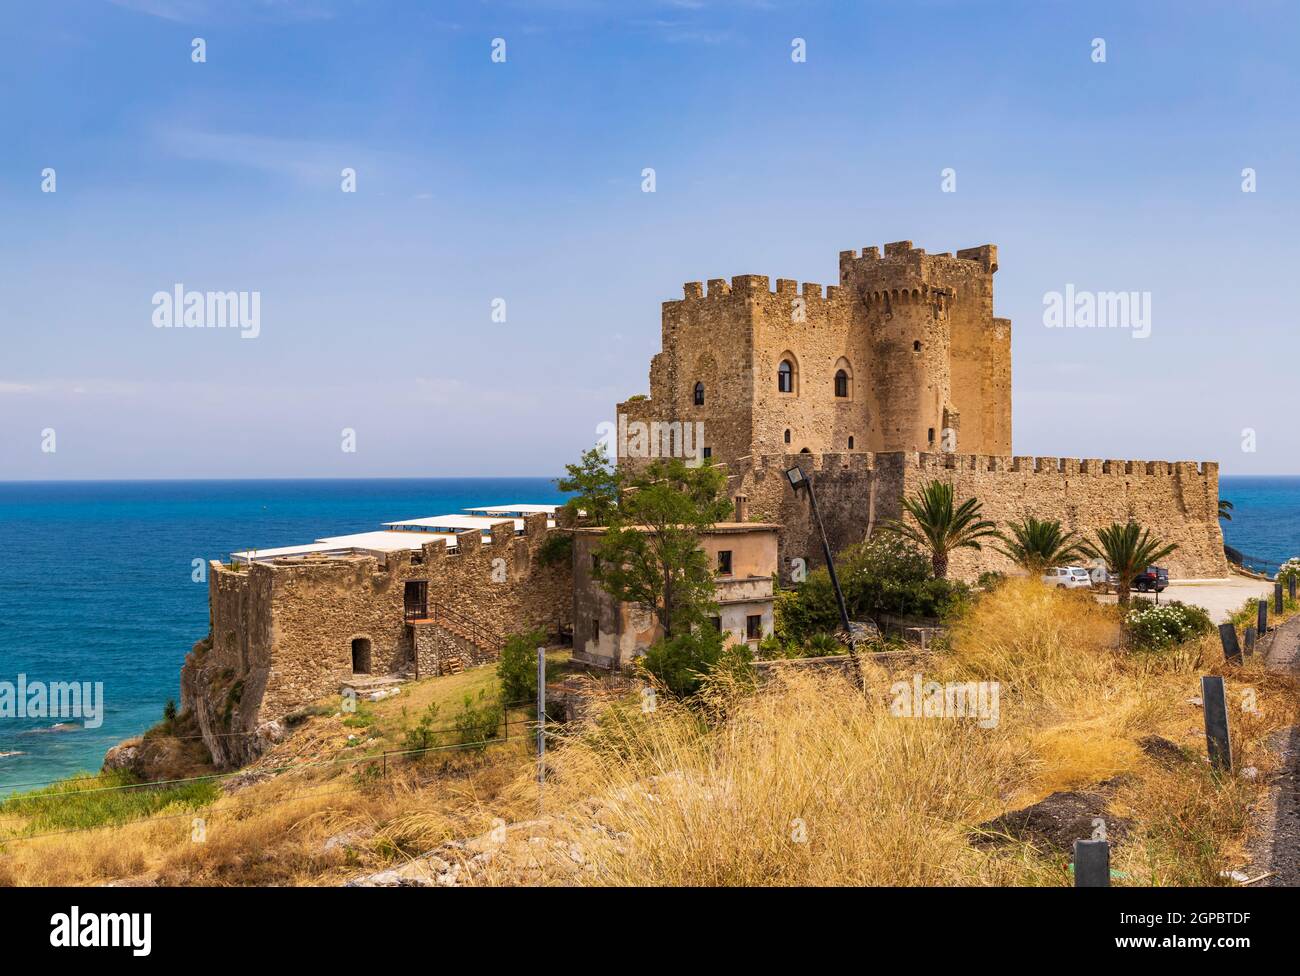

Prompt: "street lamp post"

[785,465,852,635]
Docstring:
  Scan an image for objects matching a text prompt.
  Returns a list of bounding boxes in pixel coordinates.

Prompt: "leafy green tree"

[594,457,733,638]
[996,516,1087,575]
[556,443,620,526]
[496,629,549,702]
[1082,521,1178,607]
[881,480,998,579]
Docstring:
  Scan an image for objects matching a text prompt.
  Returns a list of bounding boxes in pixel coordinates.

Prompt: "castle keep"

[618,241,1010,467]
[618,241,1228,582]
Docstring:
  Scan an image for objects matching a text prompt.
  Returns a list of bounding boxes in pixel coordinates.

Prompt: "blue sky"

[2,0,1297,478]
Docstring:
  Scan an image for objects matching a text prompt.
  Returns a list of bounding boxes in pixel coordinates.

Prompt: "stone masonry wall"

[182,513,573,767]
[736,451,1229,584]
[617,241,1012,480]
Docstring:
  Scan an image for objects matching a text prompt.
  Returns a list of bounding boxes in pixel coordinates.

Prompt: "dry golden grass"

[507,579,1297,886]
[0,583,1291,886]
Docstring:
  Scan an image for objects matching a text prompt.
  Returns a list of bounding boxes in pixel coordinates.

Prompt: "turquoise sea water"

[0,474,1291,794]
[1218,476,1300,576]
[0,478,563,794]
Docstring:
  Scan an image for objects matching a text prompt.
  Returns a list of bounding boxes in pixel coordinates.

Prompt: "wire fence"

[0,703,547,849]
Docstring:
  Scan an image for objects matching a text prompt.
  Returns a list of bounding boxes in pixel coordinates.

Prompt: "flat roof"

[315,530,459,553]
[231,499,560,563]
[383,514,520,531]
[465,503,559,515]
[570,521,780,535]
[233,531,460,562]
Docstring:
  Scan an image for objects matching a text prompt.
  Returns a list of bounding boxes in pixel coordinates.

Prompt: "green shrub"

[802,632,843,657]
[537,532,573,568]
[497,629,550,703]
[775,536,971,645]
[454,691,504,751]
[1125,600,1214,651]
[640,626,752,698]
[400,701,443,753]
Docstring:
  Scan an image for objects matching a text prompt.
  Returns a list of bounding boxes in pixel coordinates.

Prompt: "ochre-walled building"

[618,240,1228,582]
[570,522,779,670]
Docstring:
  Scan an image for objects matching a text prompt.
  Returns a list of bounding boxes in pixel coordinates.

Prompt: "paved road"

[1253,612,1300,886]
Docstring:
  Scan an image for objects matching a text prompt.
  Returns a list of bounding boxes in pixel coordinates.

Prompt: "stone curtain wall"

[736,451,1228,584]
[903,454,1229,581]
[183,513,573,767]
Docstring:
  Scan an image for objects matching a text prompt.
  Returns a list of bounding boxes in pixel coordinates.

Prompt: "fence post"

[1289,575,1296,601]
[1202,675,1232,772]
[1218,623,1242,663]
[1244,625,1256,655]
[536,647,546,774]
[1258,598,1269,636]
[1074,838,1110,887]
[1275,583,1284,614]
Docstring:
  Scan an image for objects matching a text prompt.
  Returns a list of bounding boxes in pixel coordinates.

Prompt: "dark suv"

[1132,566,1169,593]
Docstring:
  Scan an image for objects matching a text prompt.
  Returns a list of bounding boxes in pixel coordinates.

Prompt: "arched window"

[848,436,855,449]
[834,369,849,398]
[693,382,704,406]
[778,360,794,393]
[913,340,922,352]
[799,447,811,454]
[784,429,791,444]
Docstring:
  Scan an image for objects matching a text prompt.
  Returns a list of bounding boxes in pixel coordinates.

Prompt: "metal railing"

[406,601,505,653]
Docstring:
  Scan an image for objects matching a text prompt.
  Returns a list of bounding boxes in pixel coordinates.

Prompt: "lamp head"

[784,466,807,491]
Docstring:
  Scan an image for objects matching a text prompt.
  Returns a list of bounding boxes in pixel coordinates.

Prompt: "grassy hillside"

[0,585,1292,886]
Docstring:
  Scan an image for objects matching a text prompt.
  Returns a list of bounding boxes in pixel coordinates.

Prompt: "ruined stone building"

[617,241,1228,582]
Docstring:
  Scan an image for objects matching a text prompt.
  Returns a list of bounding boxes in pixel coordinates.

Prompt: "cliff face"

[179,636,279,769]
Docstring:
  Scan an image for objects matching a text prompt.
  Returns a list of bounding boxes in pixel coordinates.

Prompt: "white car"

[1042,566,1093,590]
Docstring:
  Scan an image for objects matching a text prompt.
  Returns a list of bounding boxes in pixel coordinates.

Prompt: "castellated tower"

[616,241,1012,472]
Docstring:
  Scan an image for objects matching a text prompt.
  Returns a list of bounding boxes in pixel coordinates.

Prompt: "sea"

[0,478,565,795]
[0,474,1293,795]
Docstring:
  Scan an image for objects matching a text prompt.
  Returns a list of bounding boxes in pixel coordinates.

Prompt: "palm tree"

[882,480,998,579]
[997,516,1087,575]
[1218,498,1234,522]
[1082,521,1178,606]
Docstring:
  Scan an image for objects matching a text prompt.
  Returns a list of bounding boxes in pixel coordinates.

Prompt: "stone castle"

[617,240,1228,582]
[179,238,1228,768]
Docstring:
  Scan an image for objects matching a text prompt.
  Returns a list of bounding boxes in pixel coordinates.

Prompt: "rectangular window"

[709,616,722,632]
[746,615,762,641]
[591,554,599,573]
[717,550,732,575]
[702,446,712,459]
[591,618,600,638]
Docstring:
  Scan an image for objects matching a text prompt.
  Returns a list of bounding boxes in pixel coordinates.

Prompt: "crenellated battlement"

[675,275,845,306]
[743,450,1219,482]
[837,241,998,292]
